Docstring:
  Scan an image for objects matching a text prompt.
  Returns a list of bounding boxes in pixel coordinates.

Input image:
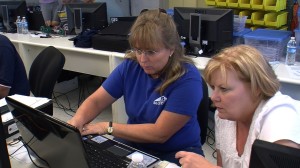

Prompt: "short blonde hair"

[204,45,280,101]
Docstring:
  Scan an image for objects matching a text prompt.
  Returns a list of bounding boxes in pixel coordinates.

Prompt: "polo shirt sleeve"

[164,65,202,116]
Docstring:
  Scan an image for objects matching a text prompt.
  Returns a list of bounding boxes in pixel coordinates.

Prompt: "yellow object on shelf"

[238,0,251,9]
[251,11,265,26]
[234,9,241,15]
[228,0,239,8]
[278,26,288,31]
[264,11,288,28]
[251,0,263,10]
[264,0,286,12]
[239,10,252,24]
[205,0,216,6]
[216,0,227,7]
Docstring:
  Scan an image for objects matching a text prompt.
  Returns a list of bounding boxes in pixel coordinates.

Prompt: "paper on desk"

[8,94,51,108]
[286,65,300,79]
[0,98,6,107]
[1,112,13,122]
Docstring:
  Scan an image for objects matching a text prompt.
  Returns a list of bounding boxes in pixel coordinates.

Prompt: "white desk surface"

[3,32,300,84]
[3,33,300,112]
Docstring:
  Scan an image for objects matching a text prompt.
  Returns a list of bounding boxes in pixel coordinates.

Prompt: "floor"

[52,76,217,165]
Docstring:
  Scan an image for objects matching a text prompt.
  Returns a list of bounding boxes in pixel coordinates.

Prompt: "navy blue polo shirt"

[0,35,30,96]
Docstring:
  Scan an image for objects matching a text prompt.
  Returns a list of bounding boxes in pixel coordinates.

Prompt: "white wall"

[130,0,160,16]
[95,0,131,20]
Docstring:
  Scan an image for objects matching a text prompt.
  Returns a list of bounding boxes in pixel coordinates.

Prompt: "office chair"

[198,76,209,145]
[29,46,65,115]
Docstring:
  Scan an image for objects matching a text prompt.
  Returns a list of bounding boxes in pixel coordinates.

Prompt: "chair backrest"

[29,46,65,100]
[198,76,209,145]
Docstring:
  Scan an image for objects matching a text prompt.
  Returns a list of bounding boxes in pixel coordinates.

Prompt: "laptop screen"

[5,96,160,168]
[0,105,12,168]
[5,96,91,168]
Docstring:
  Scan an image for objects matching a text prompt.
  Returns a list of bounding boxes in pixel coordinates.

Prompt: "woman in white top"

[175,45,300,168]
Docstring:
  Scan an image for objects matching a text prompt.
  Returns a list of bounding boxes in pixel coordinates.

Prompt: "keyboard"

[84,140,131,168]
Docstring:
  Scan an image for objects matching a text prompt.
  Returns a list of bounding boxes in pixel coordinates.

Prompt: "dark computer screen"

[189,13,201,56]
[0,1,27,33]
[173,7,233,57]
[249,139,300,168]
[66,2,108,35]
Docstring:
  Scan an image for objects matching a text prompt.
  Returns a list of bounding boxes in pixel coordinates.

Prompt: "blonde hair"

[125,9,194,95]
[204,45,280,101]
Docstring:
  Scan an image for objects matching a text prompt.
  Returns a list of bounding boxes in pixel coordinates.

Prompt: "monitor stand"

[74,8,82,35]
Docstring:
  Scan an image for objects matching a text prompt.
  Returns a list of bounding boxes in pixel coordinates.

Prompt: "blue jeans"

[113,137,204,166]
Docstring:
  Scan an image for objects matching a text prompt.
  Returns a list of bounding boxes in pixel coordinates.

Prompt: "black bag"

[73,29,98,48]
[92,20,135,52]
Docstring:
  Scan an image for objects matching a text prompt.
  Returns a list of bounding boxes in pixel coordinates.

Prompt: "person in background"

[68,9,204,165]
[175,45,300,168]
[0,34,30,99]
[39,0,61,27]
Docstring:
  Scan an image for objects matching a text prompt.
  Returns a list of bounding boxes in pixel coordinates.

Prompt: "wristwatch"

[107,121,113,135]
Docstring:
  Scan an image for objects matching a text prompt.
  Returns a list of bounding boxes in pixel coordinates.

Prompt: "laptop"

[249,139,300,168]
[0,108,12,168]
[5,96,160,168]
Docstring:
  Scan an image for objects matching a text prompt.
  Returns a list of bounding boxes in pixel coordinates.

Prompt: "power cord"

[19,136,50,168]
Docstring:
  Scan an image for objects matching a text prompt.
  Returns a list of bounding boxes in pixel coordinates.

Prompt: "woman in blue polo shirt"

[68,9,204,165]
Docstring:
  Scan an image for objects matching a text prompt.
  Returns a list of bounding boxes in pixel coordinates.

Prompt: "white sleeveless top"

[215,92,300,168]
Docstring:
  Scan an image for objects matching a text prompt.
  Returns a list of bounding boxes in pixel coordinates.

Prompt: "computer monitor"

[249,139,300,168]
[66,2,108,35]
[0,1,27,33]
[189,13,202,56]
[173,7,233,57]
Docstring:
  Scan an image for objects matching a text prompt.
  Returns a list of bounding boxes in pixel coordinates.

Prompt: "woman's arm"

[216,149,222,167]
[175,151,220,168]
[80,110,191,143]
[68,86,116,132]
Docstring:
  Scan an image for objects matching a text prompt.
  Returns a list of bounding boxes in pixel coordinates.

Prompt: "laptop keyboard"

[84,142,130,168]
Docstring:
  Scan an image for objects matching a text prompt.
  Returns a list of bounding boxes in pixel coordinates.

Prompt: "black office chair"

[198,76,209,145]
[29,46,65,115]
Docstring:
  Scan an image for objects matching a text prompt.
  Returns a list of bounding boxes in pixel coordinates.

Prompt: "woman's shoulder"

[182,62,201,78]
[266,92,300,109]
[255,92,300,121]
[119,59,138,68]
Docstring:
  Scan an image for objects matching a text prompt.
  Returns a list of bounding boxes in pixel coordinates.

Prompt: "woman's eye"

[220,87,229,92]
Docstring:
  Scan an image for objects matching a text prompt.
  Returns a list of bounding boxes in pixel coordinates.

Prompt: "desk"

[3,33,300,126]
[2,32,128,124]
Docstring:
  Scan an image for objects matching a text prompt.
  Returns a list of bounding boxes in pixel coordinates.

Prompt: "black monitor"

[66,2,108,35]
[173,7,233,57]
[250,139,300,168]
[189,13,202,56]
[0,1,27,33]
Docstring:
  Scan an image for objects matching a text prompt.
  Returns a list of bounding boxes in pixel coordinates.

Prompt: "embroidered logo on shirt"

[153,96,167,105]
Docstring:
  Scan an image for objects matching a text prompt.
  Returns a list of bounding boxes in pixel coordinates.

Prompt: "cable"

[19,136,50,168]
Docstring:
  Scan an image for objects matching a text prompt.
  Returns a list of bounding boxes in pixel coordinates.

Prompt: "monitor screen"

[66,2,108,35]
[0,1,27,33]
[189,13,202,56]
[173,7,233,57]
[250,139,300,168]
